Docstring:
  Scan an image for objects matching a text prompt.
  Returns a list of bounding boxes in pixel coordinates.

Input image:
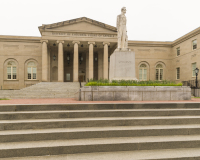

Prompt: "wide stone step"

[1,135,200,158]
[1,109,200,120]
[1,103,200,112]
[0,125,200,143]
[1,116,200,130]
[2,148,199,160]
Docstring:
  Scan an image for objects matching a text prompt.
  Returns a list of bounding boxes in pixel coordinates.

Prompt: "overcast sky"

[0,0,199,41]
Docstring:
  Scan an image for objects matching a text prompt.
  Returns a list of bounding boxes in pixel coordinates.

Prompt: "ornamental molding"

[172,27,200,47]
[39,17,117,34]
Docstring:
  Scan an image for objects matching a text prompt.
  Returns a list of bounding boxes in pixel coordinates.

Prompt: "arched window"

[7,61,17,80]
[27,61,37,79]
[156,64,163,81]
[139,64,147,80]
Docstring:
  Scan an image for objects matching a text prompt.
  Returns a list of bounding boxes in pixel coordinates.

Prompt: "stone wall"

[80,86,191,101]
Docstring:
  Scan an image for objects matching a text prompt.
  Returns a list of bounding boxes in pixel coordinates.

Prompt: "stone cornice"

[128,41,172,47]
[0,35,41,43]
[172,27,200,47]
[38,17,117,35]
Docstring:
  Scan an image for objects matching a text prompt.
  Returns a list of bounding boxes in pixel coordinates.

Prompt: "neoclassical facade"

[0,17,199,89]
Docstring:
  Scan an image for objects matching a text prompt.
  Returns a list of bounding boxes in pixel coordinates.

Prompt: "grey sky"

[0,0,199,41]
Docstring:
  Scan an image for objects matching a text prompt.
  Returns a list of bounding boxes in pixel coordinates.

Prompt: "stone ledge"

[80,86,191,101]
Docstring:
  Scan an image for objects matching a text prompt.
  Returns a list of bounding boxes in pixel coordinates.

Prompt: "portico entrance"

[40,17,118,83]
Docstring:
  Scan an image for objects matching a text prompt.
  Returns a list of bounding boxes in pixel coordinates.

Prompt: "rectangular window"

[28,67,31,79]
[12,67,17,79]
[143,69,147,80]
[139,69,142,80]
[177,47,180,56]
[192,62,196,77]
[66,73,70,81]
[33,67,37,79]
[160,69,163,80]
[176,67,180,80]
[7,67,11,79]
[193,40,197,50]
[156,69,159,80]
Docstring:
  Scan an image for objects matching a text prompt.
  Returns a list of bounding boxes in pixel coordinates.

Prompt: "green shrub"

[85,79,182,86]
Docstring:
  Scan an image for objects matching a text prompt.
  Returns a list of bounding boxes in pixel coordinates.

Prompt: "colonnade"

[40,40,110,82]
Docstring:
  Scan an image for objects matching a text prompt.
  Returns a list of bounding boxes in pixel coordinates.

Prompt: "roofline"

[128,40,172,47]
[0,35,41,43]
[172,26,200,47]
[38,17,117,35]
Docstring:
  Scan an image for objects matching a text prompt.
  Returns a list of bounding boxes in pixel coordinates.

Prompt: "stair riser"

[1,118,200,131]
[1,110,200,120]
[1,103,200,112]
[0,140,200,158]
[1,128,200,143]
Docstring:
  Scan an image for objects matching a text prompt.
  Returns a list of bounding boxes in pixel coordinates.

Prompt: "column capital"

[40,40,48,43]
[88,42,95,45]
[103,42,110,46]
[56,40,64,44]
[72,41,80,45]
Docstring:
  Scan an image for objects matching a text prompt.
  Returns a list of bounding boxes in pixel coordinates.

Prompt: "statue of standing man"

[117,7,128,49]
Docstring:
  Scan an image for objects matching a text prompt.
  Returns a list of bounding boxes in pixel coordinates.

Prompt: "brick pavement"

[0,98,200,105]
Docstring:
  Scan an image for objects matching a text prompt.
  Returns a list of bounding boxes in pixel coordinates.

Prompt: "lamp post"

[195,68,199,88]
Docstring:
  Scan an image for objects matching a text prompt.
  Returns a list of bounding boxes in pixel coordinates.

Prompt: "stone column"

[88,42,95,80]
[41,40,48,82]
[103,42,110,79]
[57,41,64,82]
[72,41,80,82]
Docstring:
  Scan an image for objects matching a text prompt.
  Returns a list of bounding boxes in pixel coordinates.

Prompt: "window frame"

[7,61,17,80]
[192,62,196,77]
[139,64,147,81]
[27,61,37,80]
[192,39,197,50]
[176,47,180,56]
[176,67,180,80]
[155,64,163,81]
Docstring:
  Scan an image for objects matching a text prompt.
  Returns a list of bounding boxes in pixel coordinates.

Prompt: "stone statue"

[117,7,128,49]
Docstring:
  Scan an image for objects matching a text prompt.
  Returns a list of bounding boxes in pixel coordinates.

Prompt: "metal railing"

[182,80,200,97]
[182,80,200,89]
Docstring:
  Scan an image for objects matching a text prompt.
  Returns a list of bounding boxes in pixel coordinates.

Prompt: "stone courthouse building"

[0,17,199,89]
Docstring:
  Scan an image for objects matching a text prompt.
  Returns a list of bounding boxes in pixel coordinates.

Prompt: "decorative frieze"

[154,49,167,52]
[138,49,150,52]
[3,44,19,49]
[51,32,117,38]
[24,45,39,49]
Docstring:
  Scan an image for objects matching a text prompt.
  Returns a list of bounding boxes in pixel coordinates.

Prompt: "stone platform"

[80,86,191,101]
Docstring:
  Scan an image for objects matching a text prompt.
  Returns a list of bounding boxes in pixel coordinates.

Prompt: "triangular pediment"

[39,17,117,34]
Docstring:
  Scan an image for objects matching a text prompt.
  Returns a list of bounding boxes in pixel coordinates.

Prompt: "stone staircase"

[0,82,85,99]
[0,103,200,159]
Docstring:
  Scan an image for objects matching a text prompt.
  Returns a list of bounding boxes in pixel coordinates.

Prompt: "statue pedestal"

[109,49,137,81]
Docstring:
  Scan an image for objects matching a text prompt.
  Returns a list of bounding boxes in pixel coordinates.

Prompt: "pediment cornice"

[39,17,117,34]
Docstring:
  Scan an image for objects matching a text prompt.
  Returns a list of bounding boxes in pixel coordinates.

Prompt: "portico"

[39,17,117,82]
